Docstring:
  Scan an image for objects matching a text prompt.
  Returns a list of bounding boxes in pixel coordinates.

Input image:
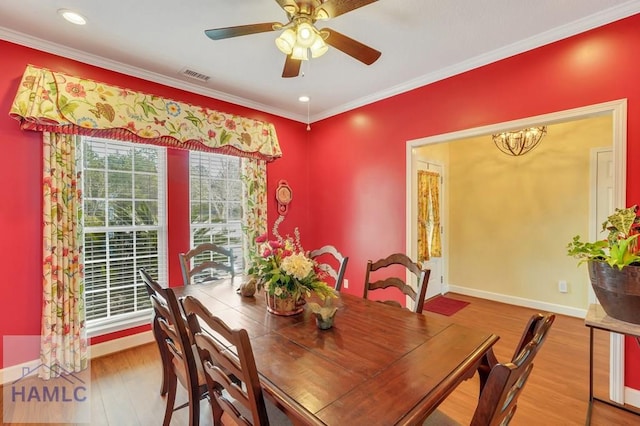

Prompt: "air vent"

[180,68,211,82]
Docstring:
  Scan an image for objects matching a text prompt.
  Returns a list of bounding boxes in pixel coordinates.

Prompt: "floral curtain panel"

[10,67,272,376]
[41,132,87,379]
[10,65,282,161]
[241,158,267,271]
[417,170,442,262]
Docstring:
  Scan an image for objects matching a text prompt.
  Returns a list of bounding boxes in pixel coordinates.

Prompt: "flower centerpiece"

[249,219,336,316]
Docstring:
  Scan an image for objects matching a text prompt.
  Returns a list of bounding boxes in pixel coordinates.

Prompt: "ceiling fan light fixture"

[291,45,309,61]
[275,28,296,54]
[283,5,298,15]
[315,8,330,20]
[309,36,328,58]
[296,22,316,48]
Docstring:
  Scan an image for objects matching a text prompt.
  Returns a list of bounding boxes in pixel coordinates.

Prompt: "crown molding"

[312,1,640,122]
[0,27,307,123]
[2,1,639,124]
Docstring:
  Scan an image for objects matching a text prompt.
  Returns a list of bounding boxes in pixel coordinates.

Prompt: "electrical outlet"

[343,279,349,289]
[558,280,568,293]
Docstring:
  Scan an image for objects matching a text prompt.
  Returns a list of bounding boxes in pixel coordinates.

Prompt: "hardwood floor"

[434,294,640,426]
[2,294,639,425]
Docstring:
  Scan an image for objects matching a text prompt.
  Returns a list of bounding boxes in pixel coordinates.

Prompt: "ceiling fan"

[204,0,382,78]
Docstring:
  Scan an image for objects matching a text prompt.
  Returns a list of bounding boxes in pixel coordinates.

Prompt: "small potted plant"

[567,205,640,323]
[308,298,339,330]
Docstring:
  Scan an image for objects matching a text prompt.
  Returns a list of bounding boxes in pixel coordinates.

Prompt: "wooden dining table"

[173,277,499,426]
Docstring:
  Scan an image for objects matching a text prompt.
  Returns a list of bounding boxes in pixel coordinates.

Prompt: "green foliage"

[249,233,336,301]
[137,99,158,118]
[249,252,334,301]
[567,205,640,270]
[58,95,80,116]
[184,111,202,127]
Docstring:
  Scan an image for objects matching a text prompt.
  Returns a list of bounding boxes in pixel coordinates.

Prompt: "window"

[189,152,244,273]
[81,137,167,335]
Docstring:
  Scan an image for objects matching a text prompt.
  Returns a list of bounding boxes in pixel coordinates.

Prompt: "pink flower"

[225,119,237,130]
[269,240,283,249]
[66,82,86,98]
[255,233,268,243]
[281,249,293,258]
[262,248,272,258]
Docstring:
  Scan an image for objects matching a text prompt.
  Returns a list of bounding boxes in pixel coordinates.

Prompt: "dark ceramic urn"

[588,261,640,324]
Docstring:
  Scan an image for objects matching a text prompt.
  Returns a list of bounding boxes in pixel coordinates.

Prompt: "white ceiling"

[1,1,639,123]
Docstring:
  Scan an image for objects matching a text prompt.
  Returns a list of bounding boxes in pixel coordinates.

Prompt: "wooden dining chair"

[140,268,208,426]
[363,252,430,314]
[182,295,292,426]
[179,242,235,285]
[478,312,555,392]
[309,245,349,291]
[423,313,556,425]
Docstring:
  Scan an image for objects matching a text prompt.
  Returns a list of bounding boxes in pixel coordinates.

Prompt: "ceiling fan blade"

[321,28,381,65]
[316,0,378,19]
[282,55,302,78]
[205,22,280,40]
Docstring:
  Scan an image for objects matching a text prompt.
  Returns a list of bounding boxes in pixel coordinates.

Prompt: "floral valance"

[9,65,282,161]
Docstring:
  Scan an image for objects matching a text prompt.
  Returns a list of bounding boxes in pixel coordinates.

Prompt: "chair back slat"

[180,242,235,285]
[366,277,419,299]
[511,313,545,361]
[363,252,430,314]
[470,313,555,426]
[183,295,271,425]
[309,245,348,291]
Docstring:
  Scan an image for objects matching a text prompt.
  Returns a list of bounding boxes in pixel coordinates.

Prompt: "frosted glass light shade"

[296,23,315,48]
[310,36,328,58]
[291,45,309,60]
[275,29,296,54]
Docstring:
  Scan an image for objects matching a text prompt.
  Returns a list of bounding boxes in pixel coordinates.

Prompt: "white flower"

[274,286,283,296]
[280,252,313,280]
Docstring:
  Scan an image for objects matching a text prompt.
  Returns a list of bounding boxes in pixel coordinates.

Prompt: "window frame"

[188,151,245,276]
[80,136,168,337]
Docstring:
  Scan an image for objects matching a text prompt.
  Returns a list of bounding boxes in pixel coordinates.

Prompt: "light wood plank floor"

[2,294,639,425]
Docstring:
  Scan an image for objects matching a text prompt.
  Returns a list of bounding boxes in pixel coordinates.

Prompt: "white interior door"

[416,160,444,300]
[590,148,614,303]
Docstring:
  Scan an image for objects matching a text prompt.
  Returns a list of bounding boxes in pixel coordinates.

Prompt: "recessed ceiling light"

[58,9,87,25]
[298,96,310,103]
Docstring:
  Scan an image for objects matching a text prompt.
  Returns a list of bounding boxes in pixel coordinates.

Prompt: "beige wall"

[416,115,612,309]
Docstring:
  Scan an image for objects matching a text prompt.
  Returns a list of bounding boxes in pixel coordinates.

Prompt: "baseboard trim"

[445,284,587,318]
[625,386,640,409]
[1,331,154,385]
[89,330,154,359]
[0,359,41,386]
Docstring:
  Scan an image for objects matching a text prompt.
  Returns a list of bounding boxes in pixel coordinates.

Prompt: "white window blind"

[81,137,167,336]
[189,151,244,274]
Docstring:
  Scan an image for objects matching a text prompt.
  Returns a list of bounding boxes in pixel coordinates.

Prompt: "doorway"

[415,159,444,300]
[405,98,627,402]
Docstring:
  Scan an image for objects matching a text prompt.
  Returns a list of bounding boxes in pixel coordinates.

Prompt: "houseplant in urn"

[567,205,640,324]
[249,220,335,316]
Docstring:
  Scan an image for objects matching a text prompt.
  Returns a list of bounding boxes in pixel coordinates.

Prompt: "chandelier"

[275,17,328,60]
[492,126,547,156]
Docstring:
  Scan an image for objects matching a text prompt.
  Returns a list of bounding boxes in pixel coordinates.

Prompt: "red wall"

[306,14,640,386]
[0,40,308,364]
[2,13,640,388]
